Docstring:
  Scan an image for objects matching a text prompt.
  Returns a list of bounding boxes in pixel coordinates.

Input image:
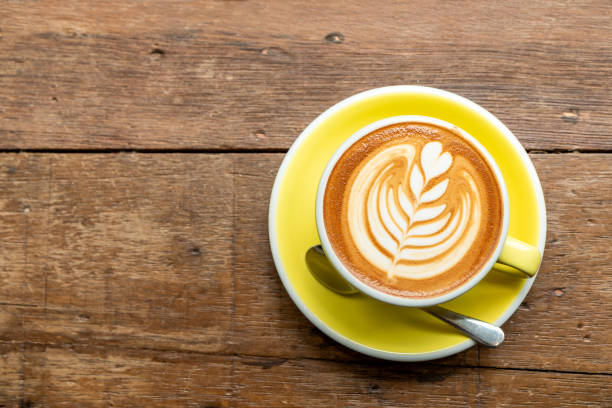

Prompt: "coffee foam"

[323,123,503,298]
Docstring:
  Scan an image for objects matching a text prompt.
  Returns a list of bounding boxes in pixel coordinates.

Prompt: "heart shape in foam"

[421,141,453,182]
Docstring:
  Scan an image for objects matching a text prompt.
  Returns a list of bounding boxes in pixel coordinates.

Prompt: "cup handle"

[497,236,541,277]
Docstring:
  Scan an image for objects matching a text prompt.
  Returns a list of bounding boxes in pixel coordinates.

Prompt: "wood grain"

[1,347,608,407]
[22,345,233,408]
[0,155,48,307]
[0,154,235,354]
[0,153,608,377]
[233,357,611,407]
[1,1,611,150]
[0,342,22,405]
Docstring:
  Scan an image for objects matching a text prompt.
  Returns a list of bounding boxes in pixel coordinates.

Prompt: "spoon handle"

[424,306,504,347]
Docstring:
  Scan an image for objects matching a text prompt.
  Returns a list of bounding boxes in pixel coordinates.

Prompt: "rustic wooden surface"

[0,0,611,406]
[1,0,611,151]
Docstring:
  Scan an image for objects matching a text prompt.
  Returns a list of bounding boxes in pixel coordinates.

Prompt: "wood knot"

[76,314,90,322]
[255,129,267,140]
[260,47,290,59]
[80,217,95,227]
[190,246,202,256]
[325,32,344,43]
[561,108,579,123]
[149,47,166,61]
[553,288,565,297]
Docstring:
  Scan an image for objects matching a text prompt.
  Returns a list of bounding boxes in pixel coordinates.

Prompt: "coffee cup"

[315,115,541,308]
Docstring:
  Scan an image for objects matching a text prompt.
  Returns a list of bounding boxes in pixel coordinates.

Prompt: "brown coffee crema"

[323,122,504,299]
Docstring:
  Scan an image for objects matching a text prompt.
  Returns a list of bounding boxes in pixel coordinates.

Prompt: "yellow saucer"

[269,86,546,361]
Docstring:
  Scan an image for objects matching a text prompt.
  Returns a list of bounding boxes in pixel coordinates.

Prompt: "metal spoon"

[306,245,504,347]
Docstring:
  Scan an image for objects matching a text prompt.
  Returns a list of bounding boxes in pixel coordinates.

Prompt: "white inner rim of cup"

[315,115,510,307]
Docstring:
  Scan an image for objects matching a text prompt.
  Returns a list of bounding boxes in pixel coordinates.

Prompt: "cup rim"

[315,115,510,307]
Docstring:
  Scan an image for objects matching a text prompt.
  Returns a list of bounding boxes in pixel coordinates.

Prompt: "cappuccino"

[323,122,503,299]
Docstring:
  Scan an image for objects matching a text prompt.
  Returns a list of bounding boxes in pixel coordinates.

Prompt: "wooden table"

[1,1,610,406]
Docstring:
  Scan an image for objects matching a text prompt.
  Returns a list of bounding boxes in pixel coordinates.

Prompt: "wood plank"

[233,357,611,407]
[2,347,609,407]
[1,1,611,150]
[232,153,612,373]
[0,153,608,374]
[3,153,235,353]
[22,345,233,408]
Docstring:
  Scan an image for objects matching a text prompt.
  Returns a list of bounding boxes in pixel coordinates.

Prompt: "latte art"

[323,122,503,298]
[348,141,481,280]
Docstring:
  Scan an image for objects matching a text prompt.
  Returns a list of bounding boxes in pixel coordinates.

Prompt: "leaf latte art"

[323,122,503,298]
[348,141,480,280]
